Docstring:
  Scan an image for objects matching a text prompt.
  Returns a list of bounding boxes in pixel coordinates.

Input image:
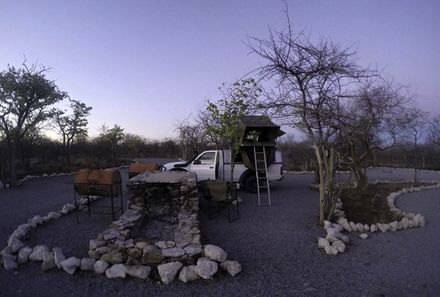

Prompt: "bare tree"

[336,81,411,188]
[55,99,92,172]
[400,108,428,182]
[428,115,440,146]
[0,63,66,186]
[175,118,207,160]
[248,13,372,224]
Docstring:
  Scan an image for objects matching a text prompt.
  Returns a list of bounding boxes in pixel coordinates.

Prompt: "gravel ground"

[1,168,439,297]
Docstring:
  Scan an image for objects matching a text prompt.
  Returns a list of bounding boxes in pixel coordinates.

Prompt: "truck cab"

[163,149,283,192]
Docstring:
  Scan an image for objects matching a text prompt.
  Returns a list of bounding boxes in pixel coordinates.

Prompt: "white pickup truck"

[163,149,284,192]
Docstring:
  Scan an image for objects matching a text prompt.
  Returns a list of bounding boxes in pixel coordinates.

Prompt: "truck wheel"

[244,175,258,193]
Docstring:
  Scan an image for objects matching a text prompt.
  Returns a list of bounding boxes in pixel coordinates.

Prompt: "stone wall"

[87,171,206,280]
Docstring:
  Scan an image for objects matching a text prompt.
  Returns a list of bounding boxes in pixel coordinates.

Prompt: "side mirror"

[193,159,201,165]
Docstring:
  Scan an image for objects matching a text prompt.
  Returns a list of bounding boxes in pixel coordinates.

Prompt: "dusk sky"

[1,0,439,140]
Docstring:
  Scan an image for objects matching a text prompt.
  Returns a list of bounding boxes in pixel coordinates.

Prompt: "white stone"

[419,215,426,227]
[29,245,51,262]
[3,256,17,270]
[220,260,242,276]
[377,223,389,233]
[47,211,62,220]
[93,260,109,274]
[332,223,343,232]
[326,229,349,244]
[349,221,357,231]
[359,233,368,240]
[158,261,183,284]
[401,218,409,229]
[41,253,57,272]
[126,265,151,280]
[341,221,352,232]
[405,213,415,219]
[323,220,332,232]
[355,223,364,233]
[318,237,330,249]
[53,247,66,269]
[1,246,13,257]
[156,241,168,249]
[60,203,76,215]
[331,240,346,253]
[30,215,43,226]
[194,257,218,279]
[106,264,127,279]
[203,244,227,262]
[18,246,33,263]
[370,224,377,232]
[102,230,120,241]
[184,244,202,256]
[389,221,398,232]
[8,237,24,253]
[80,258,96,271]
[89,239,106,250]
[162,247,185,258]
[324,245,338,255]
[413,214,423,227]
[178,265,200,283]
[9,226,27,240]
[60,257,81,274]
[364,224,369,232]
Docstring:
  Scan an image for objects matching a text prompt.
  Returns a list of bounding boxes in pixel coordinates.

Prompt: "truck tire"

[244,175,258,193]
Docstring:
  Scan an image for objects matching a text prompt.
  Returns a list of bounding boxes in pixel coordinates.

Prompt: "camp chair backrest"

[205,181,228,202]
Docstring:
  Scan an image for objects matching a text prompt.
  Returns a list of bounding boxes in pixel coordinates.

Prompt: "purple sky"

[1,0,439,140]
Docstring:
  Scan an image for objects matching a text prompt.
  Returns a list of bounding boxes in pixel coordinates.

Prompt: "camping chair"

[203,180,240,222]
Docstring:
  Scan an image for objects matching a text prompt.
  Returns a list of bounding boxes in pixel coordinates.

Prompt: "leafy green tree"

[205,78,261,185]
[55,99,92,171]
[0,63,66,186]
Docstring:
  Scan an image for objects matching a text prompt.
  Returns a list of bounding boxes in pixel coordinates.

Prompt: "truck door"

[189,151,217,181]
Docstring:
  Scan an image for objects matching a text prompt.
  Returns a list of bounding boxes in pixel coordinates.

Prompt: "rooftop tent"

[239,115,285,146]
[238,115,285,170]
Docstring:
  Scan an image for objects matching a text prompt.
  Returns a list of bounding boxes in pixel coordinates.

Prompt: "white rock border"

[1,195,241,284]
[318,181,440,255]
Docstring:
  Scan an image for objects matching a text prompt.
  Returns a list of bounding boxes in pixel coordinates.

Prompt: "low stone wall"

[86,171,241,283]
[88,172,201,267]
[1,171,241,283]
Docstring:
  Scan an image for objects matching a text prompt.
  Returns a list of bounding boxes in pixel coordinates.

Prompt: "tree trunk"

[314,146,326,225]
[325,147,336,221]
[229,144,234,196]
[350,164,368,189]
[66,143,72,172]
[372,149,377,167]
[8,140,17,187]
